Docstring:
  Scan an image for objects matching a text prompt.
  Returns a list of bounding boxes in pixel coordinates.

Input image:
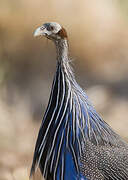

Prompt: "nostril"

[40,26,45,30]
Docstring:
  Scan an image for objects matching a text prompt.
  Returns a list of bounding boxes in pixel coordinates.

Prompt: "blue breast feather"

[30,63,118,180]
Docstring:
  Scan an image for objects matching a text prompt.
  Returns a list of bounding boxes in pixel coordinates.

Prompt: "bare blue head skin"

[34,22,68,62]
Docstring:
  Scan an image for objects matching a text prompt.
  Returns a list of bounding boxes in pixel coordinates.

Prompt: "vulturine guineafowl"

[30,22,128,180]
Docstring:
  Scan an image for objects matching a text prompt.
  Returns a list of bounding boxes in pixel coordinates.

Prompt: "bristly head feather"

[57,27,68,39]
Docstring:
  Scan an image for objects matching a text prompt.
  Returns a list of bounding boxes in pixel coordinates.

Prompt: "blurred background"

[0,0,128,179]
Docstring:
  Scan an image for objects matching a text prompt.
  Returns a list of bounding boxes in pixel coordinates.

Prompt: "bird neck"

[55,39,69,63]
[55,38,75,81]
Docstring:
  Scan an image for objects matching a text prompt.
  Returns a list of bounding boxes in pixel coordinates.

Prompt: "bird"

[30,22,128,180]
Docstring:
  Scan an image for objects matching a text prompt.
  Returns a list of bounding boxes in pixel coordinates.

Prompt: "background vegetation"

[0,0,128,179]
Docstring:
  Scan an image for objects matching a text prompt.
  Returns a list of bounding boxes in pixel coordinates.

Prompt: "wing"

[80,139,128,180]
[71,82,128,180]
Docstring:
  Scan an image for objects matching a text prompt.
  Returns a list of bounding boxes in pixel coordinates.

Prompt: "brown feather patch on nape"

[58,27,68,39]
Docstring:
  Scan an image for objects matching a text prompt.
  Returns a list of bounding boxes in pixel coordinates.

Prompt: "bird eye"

[47,25,54,31]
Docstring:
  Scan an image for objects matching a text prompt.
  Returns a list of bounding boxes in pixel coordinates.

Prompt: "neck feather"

[55,38,75,83]
[55,39,69,63]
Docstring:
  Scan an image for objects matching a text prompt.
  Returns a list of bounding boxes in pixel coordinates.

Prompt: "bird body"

[31,22,128,180]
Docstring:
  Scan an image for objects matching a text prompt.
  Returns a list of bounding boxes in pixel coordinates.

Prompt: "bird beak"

[34,26,45,37]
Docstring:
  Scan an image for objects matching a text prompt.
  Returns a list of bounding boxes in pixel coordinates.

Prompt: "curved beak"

[34,26,45,37]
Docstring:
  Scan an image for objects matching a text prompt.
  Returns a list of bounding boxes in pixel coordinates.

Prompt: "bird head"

[34,22,67,41]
